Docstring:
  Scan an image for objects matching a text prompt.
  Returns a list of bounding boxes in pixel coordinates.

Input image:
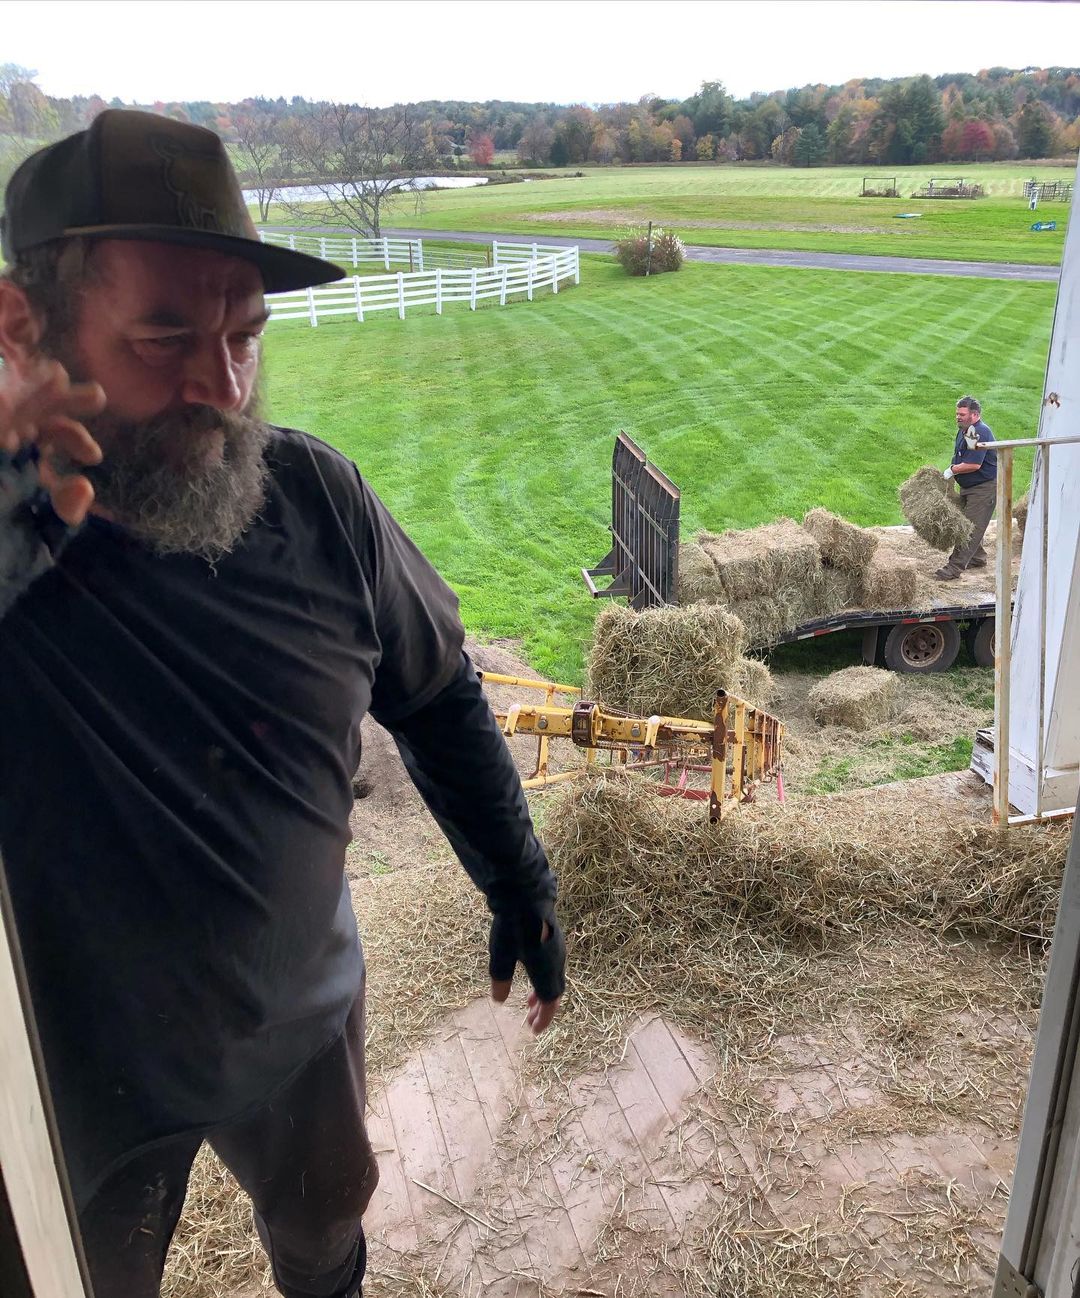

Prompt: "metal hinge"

[992,1255,1042,1298]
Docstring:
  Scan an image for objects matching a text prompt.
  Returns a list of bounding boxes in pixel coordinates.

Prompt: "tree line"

[1,63,1077,235]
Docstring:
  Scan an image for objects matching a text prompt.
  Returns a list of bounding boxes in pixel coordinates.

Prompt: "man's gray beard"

[79,403,272,563]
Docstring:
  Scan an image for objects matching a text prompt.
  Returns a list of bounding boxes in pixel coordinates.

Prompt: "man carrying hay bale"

[0,114,565,1298]
[934,395,998,581]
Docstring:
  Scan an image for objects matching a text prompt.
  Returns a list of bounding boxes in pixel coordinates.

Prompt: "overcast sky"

[6,0,1078,107]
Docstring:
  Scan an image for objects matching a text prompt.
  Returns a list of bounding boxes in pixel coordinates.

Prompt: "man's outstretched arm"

[383,653,566,1034]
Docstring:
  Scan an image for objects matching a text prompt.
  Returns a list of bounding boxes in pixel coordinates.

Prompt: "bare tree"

[278,102,434,237]
[233,106,290,223]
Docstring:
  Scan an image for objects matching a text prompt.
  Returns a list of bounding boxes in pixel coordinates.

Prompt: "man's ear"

[0,279,44,373]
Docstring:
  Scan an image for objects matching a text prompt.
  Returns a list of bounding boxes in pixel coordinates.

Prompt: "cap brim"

[61,223,345,293]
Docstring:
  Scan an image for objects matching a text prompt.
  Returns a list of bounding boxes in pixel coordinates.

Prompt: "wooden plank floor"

[361,996,1022,1295]
[364,1002,717,1295]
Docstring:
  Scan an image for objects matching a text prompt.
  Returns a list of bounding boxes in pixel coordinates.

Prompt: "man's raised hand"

[0,360,105,525]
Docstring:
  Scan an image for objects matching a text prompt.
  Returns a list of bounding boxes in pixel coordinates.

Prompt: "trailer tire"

[882,621,961,673]
[967,618,996,668]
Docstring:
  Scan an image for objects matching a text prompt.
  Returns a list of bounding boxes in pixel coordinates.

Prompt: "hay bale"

[586,603,775,719]
[677,541,723,605]
[808,666,898,731]
[899,466,974,552]
[736,656,778,708]
[802,508,878,574]
[703,569,859,648]
[725,596,800,649]
[698,519,821,601]
[858,551,918,609]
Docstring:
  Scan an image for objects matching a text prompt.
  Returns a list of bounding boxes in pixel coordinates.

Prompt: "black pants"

[78,993,377,1298]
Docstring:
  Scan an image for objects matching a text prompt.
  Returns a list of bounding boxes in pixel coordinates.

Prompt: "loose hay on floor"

[899,466,974,553]
[585,602,774,718]
[809,666,898,731]
[164,770,1064,1298]
[802,508,879,574]
[548,775,1064,962]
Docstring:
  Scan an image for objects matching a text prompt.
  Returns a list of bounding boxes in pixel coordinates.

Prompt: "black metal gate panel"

[582,432,680,609]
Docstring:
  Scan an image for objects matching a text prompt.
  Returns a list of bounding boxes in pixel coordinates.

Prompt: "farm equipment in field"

[479,670,784,823]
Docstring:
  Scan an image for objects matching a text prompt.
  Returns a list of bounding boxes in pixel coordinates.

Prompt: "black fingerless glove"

[489,902,567,1002]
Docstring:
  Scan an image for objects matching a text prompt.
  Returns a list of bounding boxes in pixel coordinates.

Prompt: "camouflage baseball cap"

[1,109,342,292]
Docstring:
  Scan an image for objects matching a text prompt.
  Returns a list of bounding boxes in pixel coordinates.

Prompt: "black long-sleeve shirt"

[0,428,557,1207]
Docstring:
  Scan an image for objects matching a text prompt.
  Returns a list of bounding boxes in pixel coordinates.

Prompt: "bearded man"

[0,111,565,1298]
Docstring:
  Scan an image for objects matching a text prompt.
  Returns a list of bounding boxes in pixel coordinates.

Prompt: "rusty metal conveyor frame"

[479,672,784,822]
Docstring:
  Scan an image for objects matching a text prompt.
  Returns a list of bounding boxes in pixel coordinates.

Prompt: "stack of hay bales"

[899,465,974,552]
[808,666,898,731]
[695,518,827,646]
[802,507,877,574]
[678,509,919,648]
[802,506,918,610]
[586,602,774,721]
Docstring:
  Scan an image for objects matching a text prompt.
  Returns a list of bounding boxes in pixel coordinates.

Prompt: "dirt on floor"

[164,629,1048,1298]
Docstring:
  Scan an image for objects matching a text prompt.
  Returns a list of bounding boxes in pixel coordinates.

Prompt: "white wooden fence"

[266,244,580,326]
[260,230,424,270]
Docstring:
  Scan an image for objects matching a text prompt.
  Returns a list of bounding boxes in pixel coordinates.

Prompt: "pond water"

[243,176,489,202]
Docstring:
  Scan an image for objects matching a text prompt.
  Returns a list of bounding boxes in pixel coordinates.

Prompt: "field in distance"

[263,255,1052,682]
[320,161,1073,266]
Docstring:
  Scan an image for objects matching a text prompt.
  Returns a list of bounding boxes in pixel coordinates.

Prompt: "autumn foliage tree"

[467,131,495,166]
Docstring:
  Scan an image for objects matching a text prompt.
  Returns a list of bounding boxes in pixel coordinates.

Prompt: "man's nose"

[180,340,244,410]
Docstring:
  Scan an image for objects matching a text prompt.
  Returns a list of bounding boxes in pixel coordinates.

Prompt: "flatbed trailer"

[775,596,999,673]
[583,433,1003,675]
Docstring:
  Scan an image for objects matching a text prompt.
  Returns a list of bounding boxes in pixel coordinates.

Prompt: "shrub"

[613,226,686,276]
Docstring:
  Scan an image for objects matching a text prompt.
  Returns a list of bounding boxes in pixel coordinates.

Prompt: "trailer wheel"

[882,621,961,673]
[967,618,996,668]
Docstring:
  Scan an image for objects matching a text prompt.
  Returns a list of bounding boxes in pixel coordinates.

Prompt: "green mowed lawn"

[268,162,1072,265]
[262,256,1053,682]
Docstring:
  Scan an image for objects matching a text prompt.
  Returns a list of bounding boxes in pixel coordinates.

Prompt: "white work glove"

[943,467,955,480]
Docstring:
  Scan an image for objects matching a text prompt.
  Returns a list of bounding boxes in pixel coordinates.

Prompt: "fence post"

[416,240,424,272]
[435,267,442,315]
[527,259,534,301]
[551,255,559,294]
[351,237,358,267]
[500,265,508,306]
[354,275,363,323]
[492,241,501,267]
[574,246,580,285]
[470,266,478,311]
[307,287,318,328]
[397,272,405,320]
[319,236,327,260]
[408,243,414,273]
[531,242,538,261]
[383,238,390,271]
[288,232,297,250]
